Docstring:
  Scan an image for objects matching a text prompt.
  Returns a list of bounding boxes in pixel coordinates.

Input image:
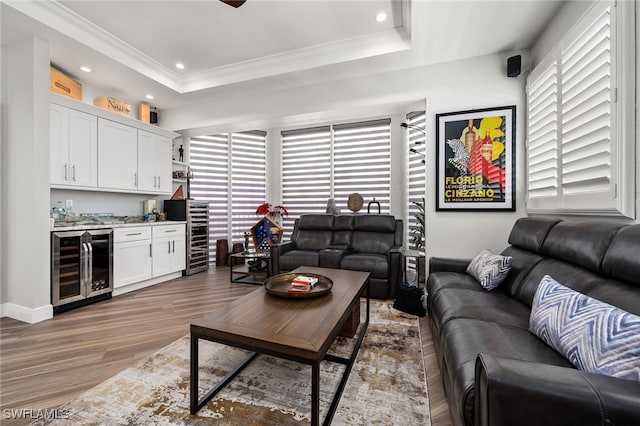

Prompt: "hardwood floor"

[0,267,452,425]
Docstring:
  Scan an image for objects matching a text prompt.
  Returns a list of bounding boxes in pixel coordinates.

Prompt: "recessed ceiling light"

[145,94,154,100]
[175,63,185,70]
[80,66,91,72]
[375,12,387,23]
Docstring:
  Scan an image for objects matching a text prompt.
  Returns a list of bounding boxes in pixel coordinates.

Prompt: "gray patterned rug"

[35,300,430,425]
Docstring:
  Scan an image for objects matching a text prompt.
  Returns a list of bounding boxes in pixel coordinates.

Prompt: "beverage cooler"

[51,229,113,311]
[164,200,210,275]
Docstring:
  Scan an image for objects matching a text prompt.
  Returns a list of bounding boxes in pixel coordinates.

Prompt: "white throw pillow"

[466,249,512,290]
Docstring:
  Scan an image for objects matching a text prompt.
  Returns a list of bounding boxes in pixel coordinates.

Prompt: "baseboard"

[112,271,182,297]
[0,302,54,324]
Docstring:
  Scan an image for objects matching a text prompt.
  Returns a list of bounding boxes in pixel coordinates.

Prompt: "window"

[190,131,267,264]
[526,0,635,218]
[281,119,391,235]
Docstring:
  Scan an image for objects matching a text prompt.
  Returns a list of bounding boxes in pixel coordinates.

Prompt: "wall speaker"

[507,55,521,77]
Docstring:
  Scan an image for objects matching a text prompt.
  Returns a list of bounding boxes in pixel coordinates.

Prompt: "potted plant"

[410,197,426,284]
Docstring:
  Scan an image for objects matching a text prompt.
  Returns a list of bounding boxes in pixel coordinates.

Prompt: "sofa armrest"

[319,248,348,269]
[388,246,403,298]
[475,354,640,426]
[270,241,296,275]
[428,257,471,274]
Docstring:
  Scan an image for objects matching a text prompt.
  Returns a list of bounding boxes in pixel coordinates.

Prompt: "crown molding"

[7,0,412,93]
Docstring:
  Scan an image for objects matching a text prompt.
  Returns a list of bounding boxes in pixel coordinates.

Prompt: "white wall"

[164,51,529,261]
[50,189,170,217]
[1,36,52,322]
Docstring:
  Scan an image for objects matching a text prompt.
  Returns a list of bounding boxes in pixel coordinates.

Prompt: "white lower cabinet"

[114,224,185,291]
[152,224,186,277]
[113,227,152,288]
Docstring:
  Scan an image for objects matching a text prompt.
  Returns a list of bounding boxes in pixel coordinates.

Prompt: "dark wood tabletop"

[190,267,370,363]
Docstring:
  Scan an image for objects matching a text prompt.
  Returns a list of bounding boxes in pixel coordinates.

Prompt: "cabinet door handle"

[157,176,161,188]
[64,163,68,180]
[149,243,152,257]
[134,172,138,187]
[72,164,76,181]
[87,242,93,286]
[126,232,143,236]
[168,241,171,253]
[164,229,177,233]
[172,240,175,253]
[153,176,157,188]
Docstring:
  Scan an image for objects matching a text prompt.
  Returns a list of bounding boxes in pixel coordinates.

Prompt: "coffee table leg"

[311,362,320,426]
[190,334,199,414]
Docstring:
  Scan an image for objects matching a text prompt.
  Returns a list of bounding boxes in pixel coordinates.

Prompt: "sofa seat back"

[295,214,335,251]
[350,215,400,254]
[331,215,354,247]
[503,218,631,310]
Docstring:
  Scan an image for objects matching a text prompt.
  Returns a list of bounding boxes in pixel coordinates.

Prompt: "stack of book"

[289,275,319,292]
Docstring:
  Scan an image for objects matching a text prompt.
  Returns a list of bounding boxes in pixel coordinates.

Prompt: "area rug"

[35,300,430,425]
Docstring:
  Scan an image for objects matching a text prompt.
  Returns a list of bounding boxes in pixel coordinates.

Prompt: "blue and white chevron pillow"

[530,275,640,382]
[466,249,512,291]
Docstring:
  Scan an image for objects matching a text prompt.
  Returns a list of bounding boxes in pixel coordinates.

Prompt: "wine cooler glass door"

[86,230,114,298]
[52,231,86,306]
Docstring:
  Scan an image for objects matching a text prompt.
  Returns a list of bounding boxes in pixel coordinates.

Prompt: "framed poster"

[435,105,515,211]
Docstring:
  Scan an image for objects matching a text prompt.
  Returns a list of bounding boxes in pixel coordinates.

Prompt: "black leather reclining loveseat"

[270,214,403,299]
[427,216,640,426]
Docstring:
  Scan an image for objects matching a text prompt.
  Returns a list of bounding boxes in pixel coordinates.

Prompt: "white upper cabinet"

[97,118,138,191]
[50,104,98,187]
[137,130,172,194]
[50,94,179,195]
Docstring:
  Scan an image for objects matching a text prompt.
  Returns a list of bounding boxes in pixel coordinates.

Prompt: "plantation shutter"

[525,0,633,217]
[560,4,613,210]
[526,55,560,209]
[281,126,331,236]
[333,119,391,214]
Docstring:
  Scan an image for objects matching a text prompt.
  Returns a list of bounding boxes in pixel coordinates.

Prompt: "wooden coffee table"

[190,267,370,426]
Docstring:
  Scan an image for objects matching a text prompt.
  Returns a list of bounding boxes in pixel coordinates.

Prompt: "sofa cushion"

[466,250,512,290]
[441,318,574,426]
[508,216,561,252]
[602,225,640,286]
[353,215,396,232]
[295,230,333,251]
[499,246,546,298]
[297,214,335,230]
[530,275,640,382]
[588,279,640,317]
[541,221,623,273]
[279,250,320,270]
[513,258,607,308]
[429,285,531,338]
[331,215,354,246]
[351,231,395,255]
[341,253,388,278]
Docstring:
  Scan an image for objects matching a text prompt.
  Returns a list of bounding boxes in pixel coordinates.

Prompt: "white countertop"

[50,220,186,232]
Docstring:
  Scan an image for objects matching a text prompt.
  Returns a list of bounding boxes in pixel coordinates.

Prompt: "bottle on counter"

[56,201,66,222]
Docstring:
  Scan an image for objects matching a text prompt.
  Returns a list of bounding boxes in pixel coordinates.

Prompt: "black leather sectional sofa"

[270,214,403,299]
[427,216,640,426]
